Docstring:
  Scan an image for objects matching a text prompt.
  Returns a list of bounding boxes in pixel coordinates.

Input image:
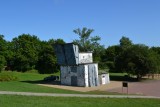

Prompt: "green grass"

[0,72,18,81]
[0,71,81,94]
[0,95,160,107]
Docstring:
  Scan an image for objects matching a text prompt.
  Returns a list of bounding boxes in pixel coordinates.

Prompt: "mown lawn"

[0,72,125,95]
[0,95,160,107]
[0,72,82,94]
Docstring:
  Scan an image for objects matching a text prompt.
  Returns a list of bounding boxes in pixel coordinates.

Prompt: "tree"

[0,55,6,72]
[119,36,132,51]
[115,44,159,80]
[36,41,58,74]
[48,38,65,46]
[11,34,41,72]
[103,45,121,62]
[73,27,105,62]
[73,27,94,51]
[148,48,160,76]
[0,35,7,71]
[100,45,121,72]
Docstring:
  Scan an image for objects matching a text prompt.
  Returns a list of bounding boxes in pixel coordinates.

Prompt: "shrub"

[0,72,18,82]
[27,69,39,73]
[98,62,109,70]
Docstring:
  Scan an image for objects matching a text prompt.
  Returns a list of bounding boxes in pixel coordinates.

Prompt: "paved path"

[39,80,160,97]
[107,80,160,97]
[0,91,160,99]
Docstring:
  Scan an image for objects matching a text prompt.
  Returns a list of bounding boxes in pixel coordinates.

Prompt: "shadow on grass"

[110,75,138,82]
[21,80,61,85]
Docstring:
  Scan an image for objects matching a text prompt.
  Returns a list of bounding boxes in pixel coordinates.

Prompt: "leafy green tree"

[148,48,160,75]
[48,38,65,46]
[0,35,7,71]
[73,27,105,62]
[115,44,159,80]
[3,41,14,71]
[0,55,6,72]
[103,45,121,62]
[73,27,94,51]
[0,35,7,57]
[119,36,132,51]
[36,41,58,74]
[101,45,121,72]
[150,47,160,55]
[11,34,41,72]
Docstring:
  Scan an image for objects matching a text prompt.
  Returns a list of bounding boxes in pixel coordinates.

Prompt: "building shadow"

[21,80,61,85]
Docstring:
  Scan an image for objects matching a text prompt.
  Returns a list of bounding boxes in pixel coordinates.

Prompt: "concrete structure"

[54,43,79,65]
[99,73,110,85]
[60,63,99,87]
[55,43,109,87]
[79,52,93,64]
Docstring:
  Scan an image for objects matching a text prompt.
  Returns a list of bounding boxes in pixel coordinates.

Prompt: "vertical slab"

[54,43,79,65]
[54,44,66,65]
[88,63,99,87]
[64,44,79,65]
[60,66,71,85]
[84,65,89,87]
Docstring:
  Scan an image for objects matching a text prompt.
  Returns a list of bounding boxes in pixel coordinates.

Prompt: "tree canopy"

[0,29,160,79]
[73,27,105,62]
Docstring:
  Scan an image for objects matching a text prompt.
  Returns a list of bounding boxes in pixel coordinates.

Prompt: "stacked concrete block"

[55,43,104,87]
[79,52,93,64]
[54,43,79,65]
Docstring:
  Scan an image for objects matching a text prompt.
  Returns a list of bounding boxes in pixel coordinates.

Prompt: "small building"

[99,72,110,85]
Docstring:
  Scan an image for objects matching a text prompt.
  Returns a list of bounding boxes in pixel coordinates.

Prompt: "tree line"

[0,27,160,80]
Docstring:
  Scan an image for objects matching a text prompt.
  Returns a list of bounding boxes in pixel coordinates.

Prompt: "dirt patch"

[38,81,122,92]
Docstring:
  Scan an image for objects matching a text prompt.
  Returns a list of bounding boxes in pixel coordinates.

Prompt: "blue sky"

[0,0,160,47]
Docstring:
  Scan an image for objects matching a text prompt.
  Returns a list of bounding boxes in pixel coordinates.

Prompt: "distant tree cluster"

[102,36,160,80]
[0,34,65,73]
[0,28,160,80]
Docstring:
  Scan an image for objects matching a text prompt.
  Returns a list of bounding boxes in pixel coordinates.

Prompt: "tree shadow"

[21,80,61,85]
[110,75,138,82]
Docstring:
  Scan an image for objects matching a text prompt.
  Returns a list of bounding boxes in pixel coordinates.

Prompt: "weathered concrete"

[60,63,99,87]
[54,43,79,65]
[79,52,93,64]
[99,73,110,85]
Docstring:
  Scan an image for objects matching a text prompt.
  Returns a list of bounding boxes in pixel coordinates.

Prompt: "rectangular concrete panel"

[64,44,79,65]
[60,65,86,87]
[54,43,79,65]
[88,63,99,87]
[54,44,66,65]
[79,53,93,64]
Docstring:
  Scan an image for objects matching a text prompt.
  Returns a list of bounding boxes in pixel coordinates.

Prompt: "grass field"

[0,71,82,94]
[0,72,160,107]
[0,72,125,95]
[0,94,160,107]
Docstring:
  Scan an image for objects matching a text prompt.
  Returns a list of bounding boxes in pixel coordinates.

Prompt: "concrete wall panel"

[54,43,79,65]
[79,53,93,64]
